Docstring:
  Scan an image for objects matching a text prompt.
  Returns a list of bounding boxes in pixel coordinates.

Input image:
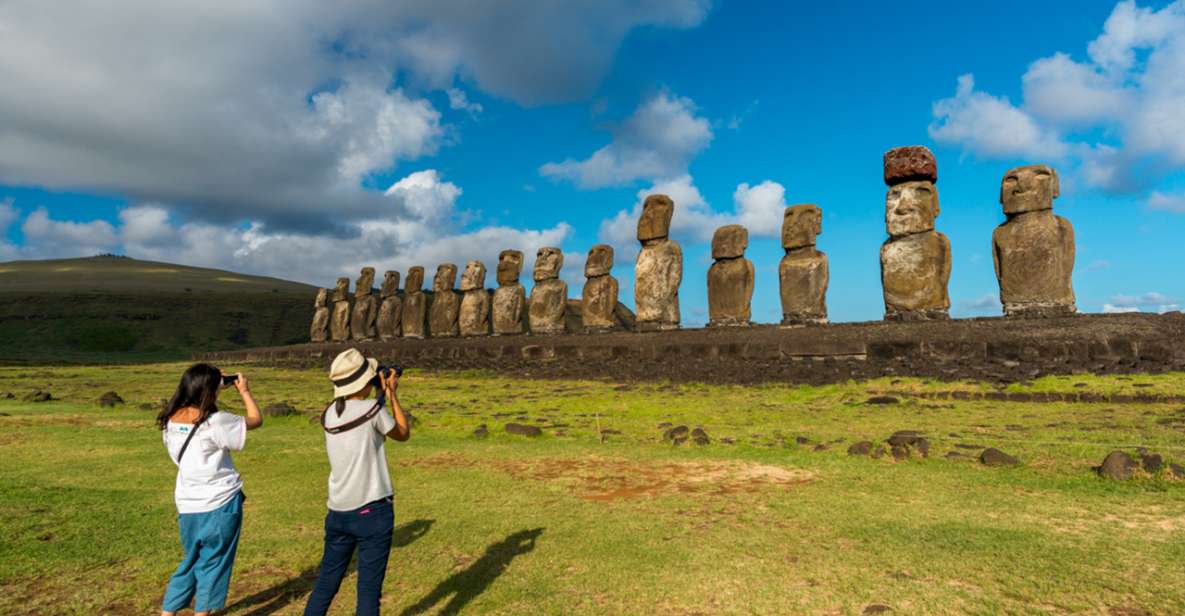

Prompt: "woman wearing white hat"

[304,348,411,616]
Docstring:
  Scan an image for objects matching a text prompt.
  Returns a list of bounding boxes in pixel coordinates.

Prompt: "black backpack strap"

[321,400,383,435]
[174,415,207,465]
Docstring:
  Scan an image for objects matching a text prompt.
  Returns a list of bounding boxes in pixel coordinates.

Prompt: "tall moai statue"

[492,250,527,335]
[401,266,427,339]
[350,267,378,341]
[880,146,951,321]
[310,288,331,343]
[329,277,352,342]
[376,271,403,341]
[428,263,461,337]
[459,260,490,336]
[993,165,1076,317]
[634,194,682,331]
[582,244,618,333]
[779,204,829,325]
[528,247,567,335]
[707,225,754,326]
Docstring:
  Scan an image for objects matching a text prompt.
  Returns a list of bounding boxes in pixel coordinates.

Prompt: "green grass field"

[2,363,1184,615]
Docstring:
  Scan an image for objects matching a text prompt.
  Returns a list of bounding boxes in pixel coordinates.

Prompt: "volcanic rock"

[979,448,1019,467]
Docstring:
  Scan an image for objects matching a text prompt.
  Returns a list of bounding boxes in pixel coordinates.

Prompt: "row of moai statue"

[310,145,1076,341]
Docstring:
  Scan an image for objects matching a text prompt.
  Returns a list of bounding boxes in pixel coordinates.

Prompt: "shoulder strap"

[321,400,384,435]
[173,415,207,465]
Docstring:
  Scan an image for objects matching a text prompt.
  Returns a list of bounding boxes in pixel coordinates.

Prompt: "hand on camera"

[382,369,399,393]
[233,373,250,395]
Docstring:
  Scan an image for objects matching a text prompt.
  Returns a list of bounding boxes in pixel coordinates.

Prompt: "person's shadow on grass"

[399,528,544,616]
[224,518,435,615]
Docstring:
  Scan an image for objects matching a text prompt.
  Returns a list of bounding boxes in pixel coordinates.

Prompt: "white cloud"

[1148,190,1185,212]
[1103,291,1180,313]
[20,208,119,257]
[446,88,483,117]
[929,74,1068,160]
[733,181,788,237]
[0,199,17,231]
[956,293,1002,317]
[384,170,463,223]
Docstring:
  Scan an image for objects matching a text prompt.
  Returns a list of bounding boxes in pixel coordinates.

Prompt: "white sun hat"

[329,348,378,398]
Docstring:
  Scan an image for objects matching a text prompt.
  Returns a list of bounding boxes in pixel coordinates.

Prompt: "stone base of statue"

[884,307,950,322]
[780,314,828,327]
[1002,302,1077,318]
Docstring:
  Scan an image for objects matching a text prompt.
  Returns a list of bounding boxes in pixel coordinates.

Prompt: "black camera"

[373,364,403,383]
[221,374,239,386]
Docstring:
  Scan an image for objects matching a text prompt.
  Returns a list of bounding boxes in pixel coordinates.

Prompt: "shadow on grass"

[224,518,435,615]
[399,528,545,616]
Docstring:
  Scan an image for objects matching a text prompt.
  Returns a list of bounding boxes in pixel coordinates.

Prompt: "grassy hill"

[0,255,317,363]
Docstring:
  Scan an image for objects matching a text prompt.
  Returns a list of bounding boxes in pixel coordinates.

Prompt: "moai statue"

[779,204,829,325]
[376,271,403,341]
[401,267,427,339]
[993,165,1076,317]
[707,225,754,326]
[880,146,951,321]
[310,288,331,343]
[350,267,378,341]
[428,263,461,337]
[634,194,682,331]
[492,250,527,335]
[459,260,490,336]
[528,247,567,335]
[582,244,618,333]
[329,277,352,342]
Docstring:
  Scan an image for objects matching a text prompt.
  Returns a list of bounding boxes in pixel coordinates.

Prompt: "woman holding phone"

[157,363,262,616]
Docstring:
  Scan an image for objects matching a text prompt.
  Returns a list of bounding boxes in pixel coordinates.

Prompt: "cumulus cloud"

[1103,291,1180,313]
[446,88,483,117]
[929,74,1068,160]
[20,208,119,258]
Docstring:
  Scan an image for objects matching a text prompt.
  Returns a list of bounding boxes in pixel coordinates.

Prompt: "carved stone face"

[782,204,822,250]
[380,271,400,297]
[434,264,457,292]
[405,267,424,292]
[711,224,748,259]
[355,267,375,296]
[314,288,328,308]
[533,247,563,281]
[637,194,674,242]
[886,181,939,238]
[585,244,614,277]
[1001,164,1059,214]
[496,250,523,286]
[460,260,486,292]
[332,277,349,301]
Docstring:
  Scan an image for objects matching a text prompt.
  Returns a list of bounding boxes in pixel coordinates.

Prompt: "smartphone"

[222,374,239,386]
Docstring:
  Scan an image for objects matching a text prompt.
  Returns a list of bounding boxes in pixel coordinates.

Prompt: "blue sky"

[2,0,1184,324]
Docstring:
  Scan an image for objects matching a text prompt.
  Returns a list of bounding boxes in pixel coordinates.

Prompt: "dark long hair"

[157,363,222,430]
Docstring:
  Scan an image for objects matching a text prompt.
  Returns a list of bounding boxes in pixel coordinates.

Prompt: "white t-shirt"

[163,411,247,514]
[322,398,396,512]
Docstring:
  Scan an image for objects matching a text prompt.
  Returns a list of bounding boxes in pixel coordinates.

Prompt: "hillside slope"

[0,256,316,362]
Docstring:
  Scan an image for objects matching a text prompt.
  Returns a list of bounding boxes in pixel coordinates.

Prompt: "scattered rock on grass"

[473,424,489,439]
[979,448,1019,467]
[847,441,873,456]
[944,451,970,460]
[813,443,829,452]
[1097,451,1137,480]
[863,604,894,614]
[891,444,909,461]
[871,446,886,459]
[690,428,710,446]
[865,396,899,405]
[24,391,52,403]
[0,392,14,399]
[663,425,689,443]
[887,430,923,447]
[504,423,542,437]
[795,436,812,445]
[1169,463,1184,479]
[914,438,930,458]
[97,391,124,407]
[262,402,299,417]
[1140,453,1164,474]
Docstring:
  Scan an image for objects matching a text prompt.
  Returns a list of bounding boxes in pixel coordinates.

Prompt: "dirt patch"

[402,454,814,501]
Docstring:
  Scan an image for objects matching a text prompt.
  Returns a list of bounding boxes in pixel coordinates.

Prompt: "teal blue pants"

[162,491,243,613]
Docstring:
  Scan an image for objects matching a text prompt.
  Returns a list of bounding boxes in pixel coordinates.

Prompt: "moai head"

[496,250,524,286]
[883,146,938,185]
[782,204,822,250]
[380,271,400,298]
[711,224,749,259]
[460,260,487,292]
[433,264,458,292]
[886,181,939,238]
[585,244,614,277]
[332,277,349,301]
[1000,164,1059,215]
[636,194,674,243]
[354,267,375,297]
[314,288,328,308]
[533,247,563,281]
[405,267,425,292]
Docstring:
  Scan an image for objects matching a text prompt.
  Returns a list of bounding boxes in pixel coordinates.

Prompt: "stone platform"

[197,313,1185,385]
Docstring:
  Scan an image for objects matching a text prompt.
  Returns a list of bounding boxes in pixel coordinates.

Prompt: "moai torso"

[528,247,567,335]
[376,271,403,341]
[707,224,754,326]
[582,244,618,332]
[329,277,352,342]
[459,260,490,336]
[401,267,427,339]
[634,194,682,331]
[350,267,377,341]
[779,204,828,325]
[992,165,1076,316]
[310,288,331,343]
[880,146,950,321]
[492,250,527,335]
[428,264,460,337]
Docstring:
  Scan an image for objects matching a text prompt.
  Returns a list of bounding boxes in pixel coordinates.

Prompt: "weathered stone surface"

[380,270,400,298]
[460,260,486,292]
[1141,452,1164,473]
[883,145,937,185]
[492,283,526,335]
[637,194,674,242]
[994,165,1075,317]
[350,267,377,341]
[532,247,563,282]
[848,441,873,456]
[886,180,939,238]
[711,224,748,259]
[98,391,124,407]
[780,247,829,325]
[529,279,568,335]
[881,230,951,320]
[585,244,614,277]
[428,264,460,337]
[401,267,427,339]
[979,447,1019,466]
[376,271,402,341]
[329,277,351,342]
[707,255,754,327]
[782,204,821,250]
[496,249,524,286]
[635,238,682,330]
[582,276,618,332]
[1097,450,1136,480]
[262,402,299,417]
[460,289,490,336]
[310,288,330,343]
[505,422,543,437]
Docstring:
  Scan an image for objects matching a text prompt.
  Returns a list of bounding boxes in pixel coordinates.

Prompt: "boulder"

[504,423,543,437]
[979,447,1019,467]
[1140,453,1164,474]
[262,402,299,417]
[847,441,873,456]
[473,424,489,439]
[1097,450,1136,480]
[866,396,899,405]
[24,390,52,403]
[690,427,710,446]
[663,425,689,443]
[98,391,124,407]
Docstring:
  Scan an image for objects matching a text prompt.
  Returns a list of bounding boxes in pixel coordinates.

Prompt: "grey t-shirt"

[321,398,396,511]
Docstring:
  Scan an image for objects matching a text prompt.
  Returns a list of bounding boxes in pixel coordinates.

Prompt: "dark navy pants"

[303,498,394,616]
